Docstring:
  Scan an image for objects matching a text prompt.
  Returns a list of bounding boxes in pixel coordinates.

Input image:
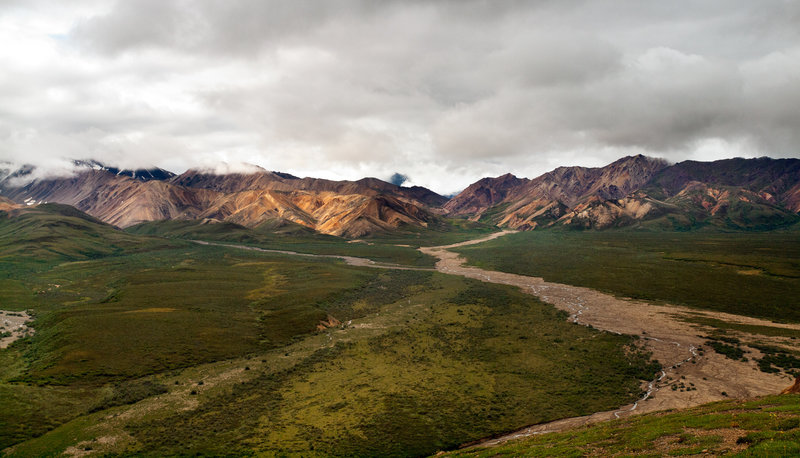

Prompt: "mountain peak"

[443,173,528,215]
[74,160,176,182]
[183,163,268,176]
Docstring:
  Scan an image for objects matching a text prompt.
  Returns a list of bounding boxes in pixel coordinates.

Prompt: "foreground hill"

[0,163,446,237]
[448,394,800,457]
[447,155,800,230]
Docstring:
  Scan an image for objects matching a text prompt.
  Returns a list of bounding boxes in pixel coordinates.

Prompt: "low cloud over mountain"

[1,1,799,194]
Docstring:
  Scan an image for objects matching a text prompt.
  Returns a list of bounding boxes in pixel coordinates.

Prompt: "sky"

[0,1,799,194]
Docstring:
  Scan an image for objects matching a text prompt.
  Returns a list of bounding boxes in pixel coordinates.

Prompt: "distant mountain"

[171,167,448,208]
[443,173,529,215]
[73,160,176,182]
[447,156,800,230]
[0,163,442,237]
[644,157,800,212]
[0,167,217,227]
[3,156,797,235]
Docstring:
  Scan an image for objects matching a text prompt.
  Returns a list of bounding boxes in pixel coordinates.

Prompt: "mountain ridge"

[446,155,800,231]
[0,164,442,236]
[2,155,798,235]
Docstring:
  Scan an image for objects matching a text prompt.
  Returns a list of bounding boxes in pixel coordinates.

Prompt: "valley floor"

[3,230,798,456]
[422,232,799,450]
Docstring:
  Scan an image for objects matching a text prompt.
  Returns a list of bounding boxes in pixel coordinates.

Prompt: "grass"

[3,263,660,456]
[0,207,706,455]
[119,276,658,457]
[0,251,415,442]
[446,394,800,457]
[454,229,800,322]
[0,204,176,261]
[0,211,435,449]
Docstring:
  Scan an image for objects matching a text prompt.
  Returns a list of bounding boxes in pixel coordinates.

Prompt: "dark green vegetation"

[700,335,800,377]
[1,208,657,455]
[0,239,391,447]
[455,230,800,322]
[122,279,657,457]
[754,343,800,375]
[706,339,747,361]
[448,394,800,457]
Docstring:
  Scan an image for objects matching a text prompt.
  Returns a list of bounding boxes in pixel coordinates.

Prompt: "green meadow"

[0,207,659,455]
[454,229,800,322]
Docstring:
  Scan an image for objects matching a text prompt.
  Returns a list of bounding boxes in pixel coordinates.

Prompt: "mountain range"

[1,155,799,236]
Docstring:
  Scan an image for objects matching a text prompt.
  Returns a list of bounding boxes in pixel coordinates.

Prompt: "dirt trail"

[420,232,798,447]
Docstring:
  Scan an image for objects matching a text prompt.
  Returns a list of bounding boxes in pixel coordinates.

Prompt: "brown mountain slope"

[0,169,219,228]
[0,166,436,236]
[0,196,19,212]
[443,173,529,215]
[519,155,669,207]
[448,155,800,230]
[446,155,669,229]
[172,168,448,208]
[645,157,800,211]
[197,189,432,237]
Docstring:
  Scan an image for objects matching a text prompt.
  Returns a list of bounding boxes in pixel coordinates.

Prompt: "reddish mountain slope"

[443,173,529,215]
[645,157,800,212]
[0,170,218,227]
[447,156,800,230]
[171,167,448,208]
[0,165,437,236]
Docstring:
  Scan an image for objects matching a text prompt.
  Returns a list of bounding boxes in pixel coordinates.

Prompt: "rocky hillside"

[0,196,19,212]
[443,173,529,215]
[0,163,439,237]
[645,157,800,212]
[172,167,447,208]
[447,155,800,230]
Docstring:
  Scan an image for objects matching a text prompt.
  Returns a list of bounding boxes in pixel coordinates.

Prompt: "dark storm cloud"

[389,173,409,187]
[1,1,798,193]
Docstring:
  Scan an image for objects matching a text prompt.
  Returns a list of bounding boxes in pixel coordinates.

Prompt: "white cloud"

[0,0,797,194]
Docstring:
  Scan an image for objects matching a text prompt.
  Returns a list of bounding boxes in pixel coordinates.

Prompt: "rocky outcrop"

[781,376,800,394]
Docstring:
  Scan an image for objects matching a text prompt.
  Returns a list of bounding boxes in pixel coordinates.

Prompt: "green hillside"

[0,203,176,261]
[447,394,800,457]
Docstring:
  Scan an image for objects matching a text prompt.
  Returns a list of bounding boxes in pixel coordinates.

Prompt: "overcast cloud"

[1,0,798,194]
